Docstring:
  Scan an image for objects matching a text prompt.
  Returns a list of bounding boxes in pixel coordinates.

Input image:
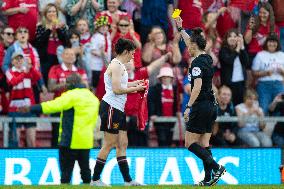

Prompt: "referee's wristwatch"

[177,27,184,32]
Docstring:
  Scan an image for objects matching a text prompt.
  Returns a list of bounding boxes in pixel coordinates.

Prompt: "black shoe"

[209,165,226,186]
[195,180,211,186]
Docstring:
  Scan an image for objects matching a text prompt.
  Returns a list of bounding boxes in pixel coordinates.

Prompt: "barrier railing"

[1,116,284,147]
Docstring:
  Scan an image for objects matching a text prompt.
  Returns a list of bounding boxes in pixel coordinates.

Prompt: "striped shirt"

[102,58,128,112]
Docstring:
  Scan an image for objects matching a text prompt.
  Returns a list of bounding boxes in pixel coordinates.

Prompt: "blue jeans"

[280,27,284,52]
[256,80,284,115]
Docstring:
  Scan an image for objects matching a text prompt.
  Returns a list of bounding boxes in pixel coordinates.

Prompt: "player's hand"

[17,106,31,113]
[183,107,190,122]
[135,83,147,91]
[134,79,144,86]
[174,17,183,28]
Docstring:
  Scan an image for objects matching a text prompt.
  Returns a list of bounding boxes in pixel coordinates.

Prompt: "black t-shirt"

[272,101,284,134]
[217,103,237,133]
[189,54,214,102]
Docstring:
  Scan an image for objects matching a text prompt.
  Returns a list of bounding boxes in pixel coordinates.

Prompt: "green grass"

[0,185,283,189]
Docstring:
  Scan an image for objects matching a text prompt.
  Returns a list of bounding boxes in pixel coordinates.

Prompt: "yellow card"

[172,9,182,19]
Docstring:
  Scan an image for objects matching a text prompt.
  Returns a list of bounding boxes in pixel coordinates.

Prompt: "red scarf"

[137,80,149,131]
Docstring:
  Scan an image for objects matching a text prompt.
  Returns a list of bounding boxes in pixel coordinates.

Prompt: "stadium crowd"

[1,0,284,148]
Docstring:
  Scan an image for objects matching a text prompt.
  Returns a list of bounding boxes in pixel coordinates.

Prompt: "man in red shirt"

[48,48,88,147]
[1,0,38,41]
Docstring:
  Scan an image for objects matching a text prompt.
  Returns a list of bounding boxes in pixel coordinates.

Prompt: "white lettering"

[39,158,60,185]
[159,157,181,185]
[218,157,239,184]
[4,158,31,185]
[185,157,203,184]
[135,158,145,184]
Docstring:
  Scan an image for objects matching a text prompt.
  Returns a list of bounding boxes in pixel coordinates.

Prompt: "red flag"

[137,80,149,131]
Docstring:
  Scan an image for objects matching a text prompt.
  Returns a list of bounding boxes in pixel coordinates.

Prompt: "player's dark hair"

[66,73,83,90]
[115,38,136,55]
[190,28,206,50]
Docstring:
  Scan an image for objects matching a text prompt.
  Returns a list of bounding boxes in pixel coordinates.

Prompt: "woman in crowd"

[219,29,249,105]
[35,3,68,84]
[252,33,284,115]
[236,89,272,147]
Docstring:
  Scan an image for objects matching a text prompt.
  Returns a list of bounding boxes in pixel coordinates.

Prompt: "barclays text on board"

[0,148,281,185]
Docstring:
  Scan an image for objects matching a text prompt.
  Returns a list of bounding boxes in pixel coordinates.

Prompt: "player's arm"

[111,63,145,94]
[187,78,201,107]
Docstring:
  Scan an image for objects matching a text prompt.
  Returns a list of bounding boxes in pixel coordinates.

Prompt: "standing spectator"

[1,0,38,41]
[121,0,142,33]
[0,0,7,27]
[252,33,284,115]
[272,0,284,51]
[19,73,100,184]
[235,89,272,147]
[89,15,111,89]
[39,0,68,25]
[142,26,182,87]
[48,48,88,147]
[35,3,68,84]
[6,52,41,147]
[66,0,100,32]
[148,67,180,146]
[0,26,14,115]
[125,53,172,146]
[269,93,284,146]
[210,86,243,147]
[244,2,279,68]
[140,0,176,44]
[112,15,142,68]
[2,27,48,102]
[219,29,249,105]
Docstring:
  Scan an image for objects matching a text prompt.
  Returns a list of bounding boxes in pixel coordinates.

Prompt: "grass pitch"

[0,185,283,189]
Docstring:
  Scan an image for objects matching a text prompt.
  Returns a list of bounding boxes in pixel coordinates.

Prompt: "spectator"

[140,0,176,44]
[1,0,38,41]
[66,0,100,32]
[269,93,284,146]
[142,26,182,87]
[252,33,284,115]
[121,0,142,32]
[89,15,111,89]
[39,0,68,25]
[219,29,249,106]
[112,15,142,68]
[6,52,41,147]
[125,52,172,146]
[235,89,272,147]
[18,73,100,184]
[272,0,284,51]
[210,86,243,147]
[57,29,83,68]
[244,2,279,68]
[0,0,7,27]
[2,27,47,102]
[0,26,14,114]
[148,67,180,146]
[35,3,68,84]
[48,48,88,147]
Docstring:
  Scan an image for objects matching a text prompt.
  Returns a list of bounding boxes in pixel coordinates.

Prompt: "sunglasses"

[4,32,14,36]
[18,30,28,34]
[119,24,129,27]
[14,56,24,61]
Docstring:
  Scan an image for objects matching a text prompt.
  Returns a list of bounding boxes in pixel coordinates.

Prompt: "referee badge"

[192,67,201,77]
[113,123,119,129]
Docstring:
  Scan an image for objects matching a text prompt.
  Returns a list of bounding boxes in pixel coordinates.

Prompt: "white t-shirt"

[232,56,244,82]
[89,32,111,71]
[252,50,284,81]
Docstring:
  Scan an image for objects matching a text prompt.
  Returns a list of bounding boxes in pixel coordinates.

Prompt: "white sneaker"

[124,180,144,186]
[90,179,110,187]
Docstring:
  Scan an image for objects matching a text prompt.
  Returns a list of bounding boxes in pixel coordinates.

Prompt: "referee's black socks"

[188,143,219,171]
[92,158,106,181]
[117,156,132,182]
[204,147,213,182]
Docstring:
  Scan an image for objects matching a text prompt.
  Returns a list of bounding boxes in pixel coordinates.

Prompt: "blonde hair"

[244,89,258,100]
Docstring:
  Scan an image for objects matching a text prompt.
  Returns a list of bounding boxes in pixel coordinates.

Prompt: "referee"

[175,17,226,186]
[18,73,100,184]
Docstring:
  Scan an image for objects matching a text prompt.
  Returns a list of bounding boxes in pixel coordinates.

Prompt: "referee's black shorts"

[186,100,217,134]
[99,100,127,134]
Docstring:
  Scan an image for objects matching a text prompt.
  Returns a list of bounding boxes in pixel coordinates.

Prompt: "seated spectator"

[66,0,100,32]
[39,0,67,25]
[235,89,272,147]
[272,0,284,51]
[0,26,14,114]
[219,29,249,105]
[57,29,83,68]
[252,33,284,115]
[148,67,181,146]
[48,48,88,146]
[6,52,41,147]
[210,86,243,147]
[269,93,284,146]
[244,2,279,69]
[142,26,181,87]
[89,16,111,89]
[112,15,142,68]
[1,0,38,41]
[35,3,68,84]
[125,52,172,146]
[2,27,47,102]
